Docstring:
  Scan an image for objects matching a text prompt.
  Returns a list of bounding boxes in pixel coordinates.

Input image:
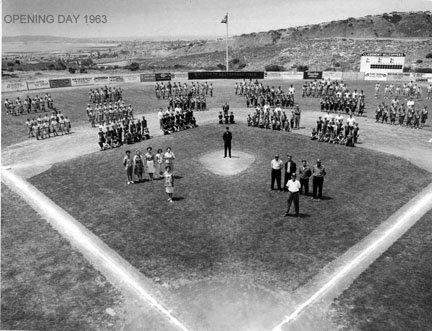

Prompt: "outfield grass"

[329,210,432,330]
[1,185,123,330]
[28,124,432,296]
[3,79,431,147]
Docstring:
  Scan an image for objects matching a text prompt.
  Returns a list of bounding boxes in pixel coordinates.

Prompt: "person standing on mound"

[164,166,174,202]
[223,126,232,158]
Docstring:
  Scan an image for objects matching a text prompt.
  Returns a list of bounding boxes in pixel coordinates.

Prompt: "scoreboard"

[360,52,405,73]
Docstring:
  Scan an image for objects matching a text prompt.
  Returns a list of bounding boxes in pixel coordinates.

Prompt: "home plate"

[199,150,256,176]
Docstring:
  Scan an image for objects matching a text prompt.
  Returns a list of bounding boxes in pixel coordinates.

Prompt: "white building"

[360,52,405,73]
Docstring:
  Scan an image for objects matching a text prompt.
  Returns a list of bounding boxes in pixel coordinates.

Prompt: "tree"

[128,62,140,71]
[297,65,309,72]
[264,64,285,71]
[68,67,76,74]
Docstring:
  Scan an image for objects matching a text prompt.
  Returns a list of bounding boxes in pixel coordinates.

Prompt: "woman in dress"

[164,146,175,174]
[155,148,164,179]
[145,146,155,181]
[164,165,174,202]
[123,150,133,184]
[133,150,144,182]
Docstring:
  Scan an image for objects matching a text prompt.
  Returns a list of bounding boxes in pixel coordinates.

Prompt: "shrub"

[415,67,432,73]
[68,67,76,74]
[297,65,309,72]
[6,61,14,66]
[265,64,285,71]
[416,59,423,64]
[426,53,432,59]
[403,66,411,72]
[128,62,140,71]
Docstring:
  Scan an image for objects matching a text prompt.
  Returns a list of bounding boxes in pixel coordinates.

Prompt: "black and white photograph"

[1,0,432,330]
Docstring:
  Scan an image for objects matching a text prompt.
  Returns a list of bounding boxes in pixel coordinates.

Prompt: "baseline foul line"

[1,168,189,331]
[272,182,432,331]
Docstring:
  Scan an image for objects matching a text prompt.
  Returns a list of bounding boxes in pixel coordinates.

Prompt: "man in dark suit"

[223,127,232,158]
[284,154,297,190]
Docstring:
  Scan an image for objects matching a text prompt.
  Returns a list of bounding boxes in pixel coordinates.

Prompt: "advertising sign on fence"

[93,76,110,84]
[364,72,388,81]
[188,71,265,80]
[265,72,283,79]
[26,79,50,90]
[386,73,411,82]
[323,71,343,80]
[155,73,172,81]
[140,73,155,82]
[2,81,28,92]
[123,74,141,83]
[303,71,323,80]
[49,78,72,88]
[71,76,95,86]
[109,75,125,83]
[281,71,304,80]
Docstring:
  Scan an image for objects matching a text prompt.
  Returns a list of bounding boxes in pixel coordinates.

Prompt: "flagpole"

[226,12,229,72]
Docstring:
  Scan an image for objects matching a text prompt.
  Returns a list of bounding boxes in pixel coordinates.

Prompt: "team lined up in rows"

[4,94,55,115]
[247,104,302,131]
[86,100,135,127]
[155,81,214,99]
[311,112,359,147]
[25,111,72,139]
[375,82,431,99]
[157,107,198,135]
[97,116,151,150]
[235,80,296,108]
[88,86,123,103]
[375,99,428,128]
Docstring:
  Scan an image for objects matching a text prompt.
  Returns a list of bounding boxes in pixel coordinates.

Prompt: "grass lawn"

[329,210,432,330]
[28,123,432,295]
[3,79,431,147]
[1,185,125,330]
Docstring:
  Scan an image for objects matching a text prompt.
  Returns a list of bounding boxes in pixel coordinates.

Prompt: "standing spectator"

[312,159,326,199]
[284,155,297,190]
[299,159,312,195]
[294,104,301,129]
[133,150,144,182]
[164,165,174,203]
[123,150,133,185]
[223,126,232,158]
[145,147,155,181]
[285,173,301,217]
[164,147,176,172]
[270,154,283,191]
[155,148,164,179]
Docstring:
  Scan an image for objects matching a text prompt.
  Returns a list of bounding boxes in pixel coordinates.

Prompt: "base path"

[1,168,189,331]
[272,182,432,331]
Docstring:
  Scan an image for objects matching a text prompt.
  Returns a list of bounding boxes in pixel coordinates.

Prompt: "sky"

[2,0,432,39]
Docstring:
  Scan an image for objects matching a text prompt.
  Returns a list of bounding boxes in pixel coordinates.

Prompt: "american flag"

[221,13,228,24]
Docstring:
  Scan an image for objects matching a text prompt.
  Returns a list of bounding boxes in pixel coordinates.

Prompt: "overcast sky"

[2,0,432,39]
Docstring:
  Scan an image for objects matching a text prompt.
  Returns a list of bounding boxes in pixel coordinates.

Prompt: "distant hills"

[3,12,432,72]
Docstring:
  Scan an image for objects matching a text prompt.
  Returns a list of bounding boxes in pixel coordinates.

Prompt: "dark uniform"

[223,127,232,158]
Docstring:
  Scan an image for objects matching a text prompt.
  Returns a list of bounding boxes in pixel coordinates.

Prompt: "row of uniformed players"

[158,108,198,135]
[155,81,214,99]
[375,82,429,99]
[167,95,207,111]
[97,117,150,150]
[320,94,365,116]
[311,114,359,147]
[25,111,71,139]
[235,81,296,108]
[86,101,134,127]
[88,86,123,103]
[246,105,302,131]
[375,101,428,128]
[4,94,55,116]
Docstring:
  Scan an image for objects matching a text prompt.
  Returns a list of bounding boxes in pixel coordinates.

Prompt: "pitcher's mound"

[199,150,255,176]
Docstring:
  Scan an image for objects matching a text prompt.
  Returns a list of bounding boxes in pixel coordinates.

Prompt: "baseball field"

[2,79,432,330]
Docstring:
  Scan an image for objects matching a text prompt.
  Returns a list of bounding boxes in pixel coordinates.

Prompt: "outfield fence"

[2,70,431,92]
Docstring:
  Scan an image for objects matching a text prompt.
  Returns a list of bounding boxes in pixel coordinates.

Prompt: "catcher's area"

[199,150,255,176]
